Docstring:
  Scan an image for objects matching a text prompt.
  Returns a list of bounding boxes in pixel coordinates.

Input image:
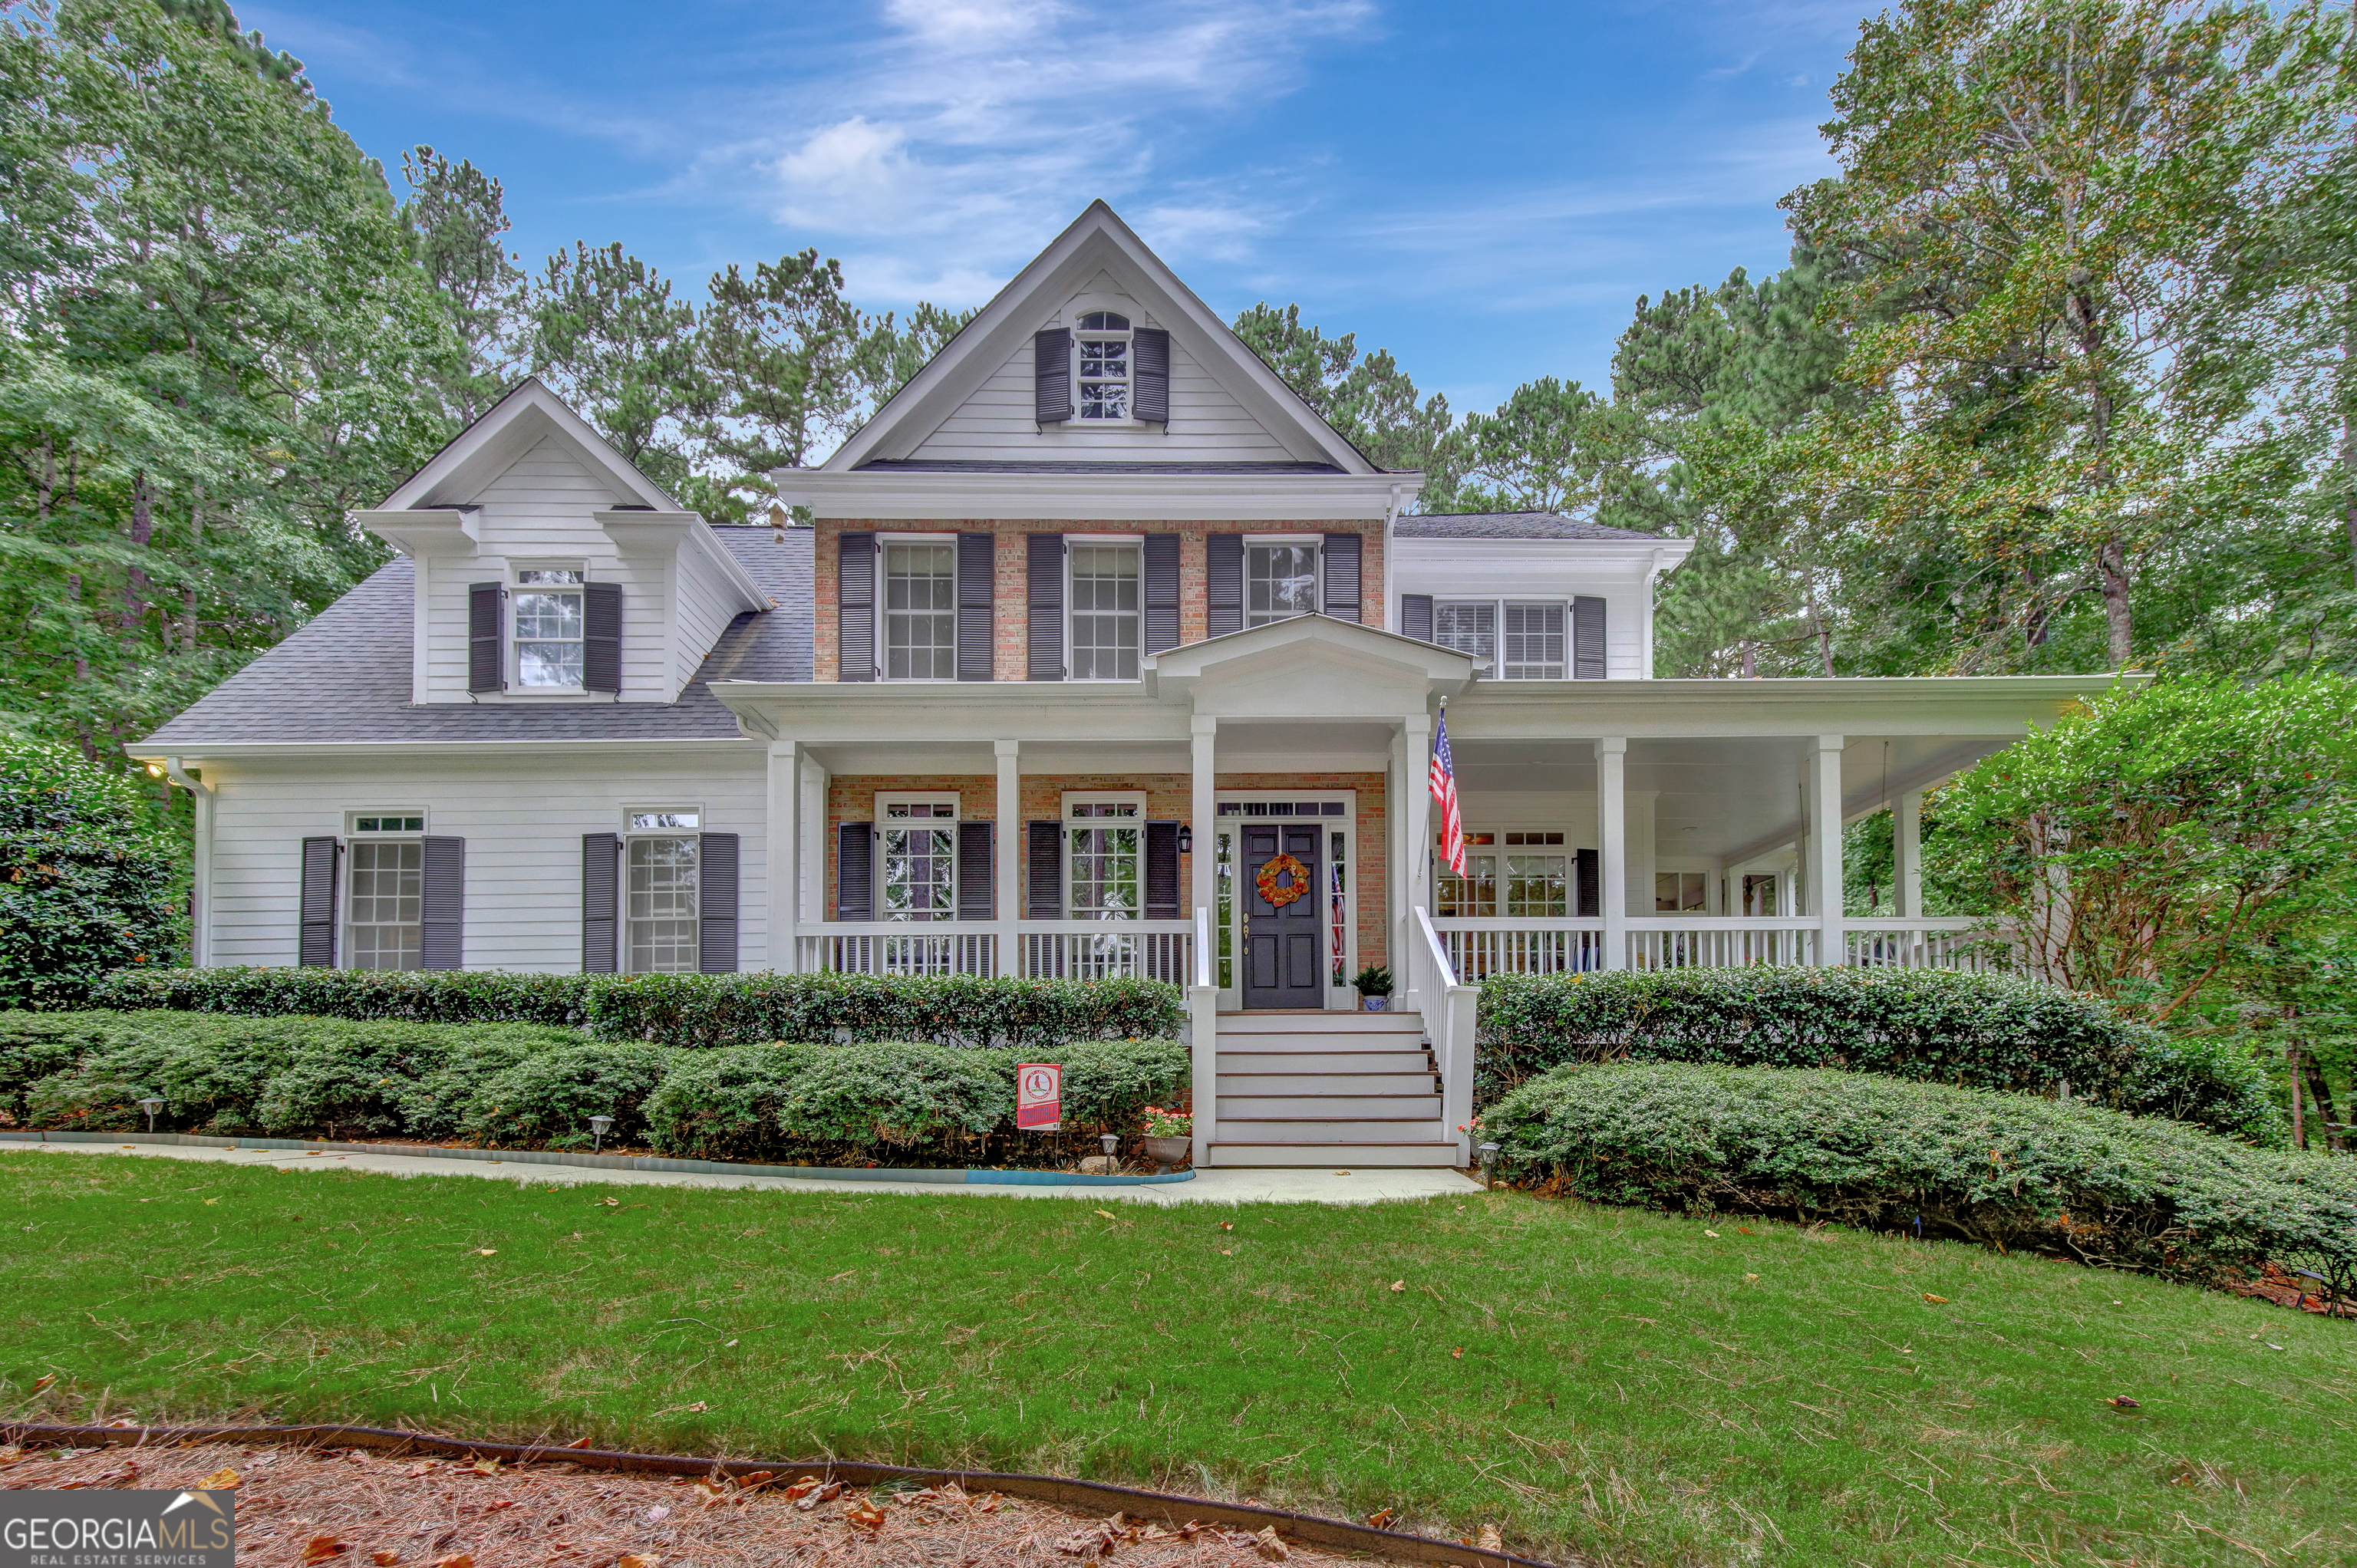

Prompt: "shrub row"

[86,967,1185,1049]
[0,1011,1188,1167]
[1483,1059,2357,1296]
[1473,967,2279,1142]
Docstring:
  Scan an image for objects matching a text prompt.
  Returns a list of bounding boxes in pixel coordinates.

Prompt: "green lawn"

[3,1152,2351,1566]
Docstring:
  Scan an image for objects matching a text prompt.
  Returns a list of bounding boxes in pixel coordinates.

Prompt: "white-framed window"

[1504,830,1570,917]
[625,808,701,973]
[1075,311,1131,420]
[1063,793,1142,921]
[1436,829,1498,917]
[1068,541,1142,680]
[1656,871,1708,911]
[1246,540,1320,628]
[513,566,585,688]
[878,795,958,922]
[346,812,425,970]
[1502,601,1567,679]
[882,539,957,680]
[1432,601,1497,661]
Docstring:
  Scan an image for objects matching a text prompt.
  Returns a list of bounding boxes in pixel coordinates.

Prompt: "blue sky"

[246,0,1881,418]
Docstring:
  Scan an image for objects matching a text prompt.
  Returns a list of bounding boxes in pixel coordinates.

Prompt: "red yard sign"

[1016,1063,1062,1130]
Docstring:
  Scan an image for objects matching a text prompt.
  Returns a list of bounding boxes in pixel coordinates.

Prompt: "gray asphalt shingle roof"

[137,526,812,746]
[1396,511,1657,541]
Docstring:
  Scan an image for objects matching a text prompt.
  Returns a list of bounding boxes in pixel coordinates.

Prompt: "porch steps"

[1204,1010,1461,1169]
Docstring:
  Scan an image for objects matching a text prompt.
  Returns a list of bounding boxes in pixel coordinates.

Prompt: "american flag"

[1430,703,1465,879]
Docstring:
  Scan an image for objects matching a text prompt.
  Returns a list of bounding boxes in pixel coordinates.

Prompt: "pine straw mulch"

[0,1438,1428,1568]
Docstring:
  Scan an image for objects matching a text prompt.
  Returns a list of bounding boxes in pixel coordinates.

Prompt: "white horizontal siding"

[908,338,1296,460]
[673,542,735,696]
[203,750,772,973]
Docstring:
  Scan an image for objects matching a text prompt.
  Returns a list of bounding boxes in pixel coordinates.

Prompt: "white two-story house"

[134,202,2121,1168]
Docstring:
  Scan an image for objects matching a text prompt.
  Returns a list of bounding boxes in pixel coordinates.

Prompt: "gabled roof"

[1396,512,1660,542]
[822,201,1384,475]
[133,529,812,749]
[377,377,678,512]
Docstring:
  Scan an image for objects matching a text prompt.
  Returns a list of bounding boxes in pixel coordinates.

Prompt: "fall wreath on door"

[1255,852,1310,909]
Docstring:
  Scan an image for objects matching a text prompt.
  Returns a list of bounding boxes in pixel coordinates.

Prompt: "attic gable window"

[1076,311,1130,420]
[513,568,585,688]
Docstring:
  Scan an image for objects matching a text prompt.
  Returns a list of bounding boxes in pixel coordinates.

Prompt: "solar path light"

[138,1097,165,1133]
[589,1115,615,1153]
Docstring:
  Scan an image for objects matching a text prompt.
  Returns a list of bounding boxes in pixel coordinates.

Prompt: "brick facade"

[822,770,1391,973]
[814,519,1389,683]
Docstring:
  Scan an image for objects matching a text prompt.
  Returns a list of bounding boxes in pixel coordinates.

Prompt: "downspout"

[161,757,213,968]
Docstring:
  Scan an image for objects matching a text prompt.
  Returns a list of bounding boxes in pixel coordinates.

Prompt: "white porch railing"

[1411,907,1481,1165]
[796,920,1192,982]
[1427,914,1993,975]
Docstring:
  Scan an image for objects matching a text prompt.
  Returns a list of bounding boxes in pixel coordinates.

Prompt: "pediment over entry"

[1148,613,1481,719]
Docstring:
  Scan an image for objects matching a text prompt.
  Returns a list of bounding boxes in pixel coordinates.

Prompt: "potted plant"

[1353,964,1394,1013]
[1140,1106,1192,1173]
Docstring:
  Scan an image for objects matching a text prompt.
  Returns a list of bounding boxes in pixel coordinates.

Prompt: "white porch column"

[1808,735,1845,964]
[1403,712,1434,997]
[1596,738,1628,970]
[798,753,828,927]
[765,740,799,972]
[1894,789,1923,917]
[1187,716,1219,1167]
[994,740,1021,978]
[1189,716,1217,921]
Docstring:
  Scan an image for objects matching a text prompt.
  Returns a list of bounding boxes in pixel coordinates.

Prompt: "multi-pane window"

[1504,831,1569,917]
[1436,830,1499,917]
[882,542,956,680]
[513,568,585,687]
[1502,601,1567,679]
[1069,544,1141,680]
[1656,871,1708,912]
[347,815,424,970]
[1246,542,1320,628]
[881,800,956,921]
[1076,311,1130,420]
[1066,799,1140,920]
[1432,601,1496,660]
[626,809,700,973]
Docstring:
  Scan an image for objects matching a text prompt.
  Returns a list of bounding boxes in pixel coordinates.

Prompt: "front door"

[1243,822,1324,1009]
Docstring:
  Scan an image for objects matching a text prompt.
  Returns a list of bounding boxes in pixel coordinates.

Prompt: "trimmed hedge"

[1,1010,1189,1167]
[1485,1060,2357,1296]
[1480,965,2187,1110]
[85,967,1183,1049]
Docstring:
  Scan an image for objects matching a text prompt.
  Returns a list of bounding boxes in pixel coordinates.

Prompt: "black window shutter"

[958,821,994,920]
[467,583,503,693]
[837,532,875,682]
[1027,532,1065,680]
[698,832,740,973]
[420,836,464,971]
[1401,593,1435,643]
[1027,821,1063,919]
[1576,847,1600,919]
[299,835,339,967]
[582,833,618,973]
[1321,532,1362,624]
[1573,595,1607,679]
[837,822,873,921]
[1033,328,1073,423]
[1145,821,1180,920]
[957,532,994,681]
[1205,534,1242,639]
[1132,328,1171,423]
[583,582,622,693]
[1143,533,1180,654]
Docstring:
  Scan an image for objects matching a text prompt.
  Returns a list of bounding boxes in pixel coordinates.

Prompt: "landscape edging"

[0,1128,1194,1186]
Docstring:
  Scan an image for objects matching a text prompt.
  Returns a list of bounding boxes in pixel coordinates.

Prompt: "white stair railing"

[1189,905,1218,1166]
[1415,905,1481,1165]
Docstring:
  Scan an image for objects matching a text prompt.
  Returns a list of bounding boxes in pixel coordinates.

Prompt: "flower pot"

[1360,995,1389,1013]
[1142,1135,1191,1174]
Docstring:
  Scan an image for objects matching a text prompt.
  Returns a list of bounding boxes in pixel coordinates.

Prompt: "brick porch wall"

[813,519,1390,683]
[822,770,1390,971]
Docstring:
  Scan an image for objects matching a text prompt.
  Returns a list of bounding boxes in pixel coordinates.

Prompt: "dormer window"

[1076,311,1130,420]
[513,568,585,688]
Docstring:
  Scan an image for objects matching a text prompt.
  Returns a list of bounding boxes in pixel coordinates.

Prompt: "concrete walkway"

[1,1138,1481,1206]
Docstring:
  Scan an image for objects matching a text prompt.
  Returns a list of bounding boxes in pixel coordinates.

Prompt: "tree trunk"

[2095,533,2132,667]
[1738,639,1757,679]
[124,473,153,637]
[183,489,203,654]
[2303,1054,2347,1153]
[2289,1046,2305,1150]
